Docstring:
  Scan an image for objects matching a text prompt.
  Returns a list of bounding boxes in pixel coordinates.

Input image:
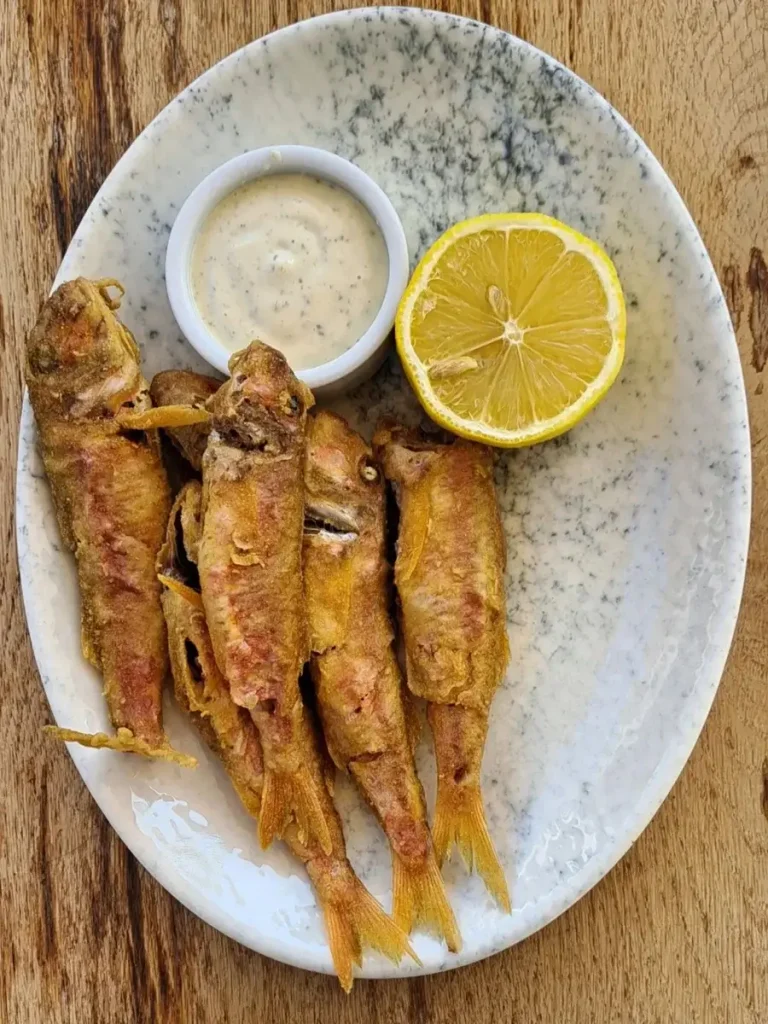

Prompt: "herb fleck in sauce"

[190,173,389,370]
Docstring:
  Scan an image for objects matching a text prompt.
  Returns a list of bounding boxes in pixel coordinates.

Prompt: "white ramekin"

[165,145,409,397]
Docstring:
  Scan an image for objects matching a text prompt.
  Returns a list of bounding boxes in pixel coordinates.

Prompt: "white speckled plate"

[16,8,750,982]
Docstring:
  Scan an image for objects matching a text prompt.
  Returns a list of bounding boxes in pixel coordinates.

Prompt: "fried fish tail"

[392,848,461,953]
[258,756,333,855]
[261,751,416,987]
[254,692,334,855]
[349,752,461,951]
[302,848,419,992]
[431,780,509,913]
[43,726,196,766]
[429,703,510,912]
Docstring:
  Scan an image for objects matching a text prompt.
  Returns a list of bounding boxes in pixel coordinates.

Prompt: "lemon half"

[396,213,626,447]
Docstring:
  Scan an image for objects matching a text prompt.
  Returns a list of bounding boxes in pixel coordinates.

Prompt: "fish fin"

[320,867,420,992]
[158,573,204,608]
[258,768,295,849]
[432,782,511,913]
[115,405,211,431]
[323,893,363,993]
[259,765,334,855]
[392,850,462,952]
[44,726,197,767]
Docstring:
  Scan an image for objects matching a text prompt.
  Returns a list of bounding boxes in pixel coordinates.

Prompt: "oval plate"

[16,8,750,981]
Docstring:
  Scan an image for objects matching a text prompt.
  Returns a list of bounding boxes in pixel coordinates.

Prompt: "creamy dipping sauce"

[190,173,389,370]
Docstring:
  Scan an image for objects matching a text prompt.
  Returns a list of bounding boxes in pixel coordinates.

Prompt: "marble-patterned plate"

[16,8,750,981]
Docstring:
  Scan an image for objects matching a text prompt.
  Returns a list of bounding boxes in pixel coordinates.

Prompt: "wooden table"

[1,2,766,1021]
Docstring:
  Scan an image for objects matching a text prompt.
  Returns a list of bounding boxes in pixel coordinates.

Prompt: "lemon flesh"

[396,213,626,447]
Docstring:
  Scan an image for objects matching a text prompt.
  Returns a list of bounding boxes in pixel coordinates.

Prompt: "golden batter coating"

[26,277,195,764]
[158,481,414,990]
[374,421,511,911]
[150,369,506,909]
[304,411,460,949]
[197,342,337,853]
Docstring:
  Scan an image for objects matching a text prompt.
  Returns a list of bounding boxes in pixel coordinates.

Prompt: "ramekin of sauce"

[165,146,409,396]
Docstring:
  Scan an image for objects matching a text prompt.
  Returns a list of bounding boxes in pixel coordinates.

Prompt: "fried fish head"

[25,278,146,422]
[305,410,383,535]
[150,369,221,409]
[373,418,497,493]
[150,370,220,471]
[372,419,443,488]
[207,342,315,453]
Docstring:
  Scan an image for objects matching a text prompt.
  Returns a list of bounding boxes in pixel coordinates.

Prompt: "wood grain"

[1,1,766,1021]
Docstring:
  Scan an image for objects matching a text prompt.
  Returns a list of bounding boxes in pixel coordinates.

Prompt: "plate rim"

[15,4,752,980]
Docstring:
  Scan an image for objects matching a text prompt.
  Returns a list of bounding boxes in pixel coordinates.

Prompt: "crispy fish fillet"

[157,481,414,990]
[373,422,511,911]
[304,411,461,950]
[25,278,204,764]
[198,342,336,853]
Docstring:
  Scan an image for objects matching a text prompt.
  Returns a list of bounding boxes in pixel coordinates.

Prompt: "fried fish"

[25,278,204,764]
[304,411,461,949]
[150,369,220,471]
[373,422,511,911]
[197,342,335,853]
[158,480,415,990]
